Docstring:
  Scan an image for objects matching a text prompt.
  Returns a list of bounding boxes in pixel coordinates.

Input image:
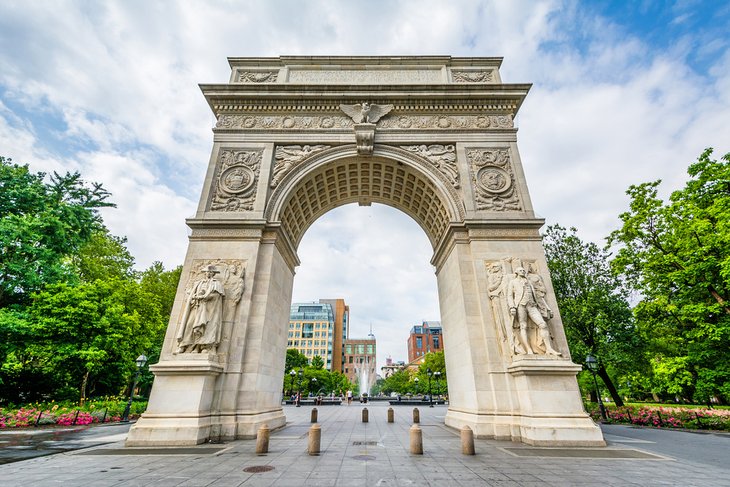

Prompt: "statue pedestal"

[444,357,604,447]
[506,357,605,446]
[126,360,223,446]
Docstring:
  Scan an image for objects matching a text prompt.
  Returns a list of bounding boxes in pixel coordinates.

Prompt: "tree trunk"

[597,366,624,407]
[79,370,90,406]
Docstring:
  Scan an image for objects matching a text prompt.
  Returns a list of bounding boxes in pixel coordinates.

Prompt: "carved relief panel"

[466,148,522,211]
[271,145,329,188]
[175,259,247,356]
[485,257,562,359]
[402,144,460,188]
[209,149,262,212]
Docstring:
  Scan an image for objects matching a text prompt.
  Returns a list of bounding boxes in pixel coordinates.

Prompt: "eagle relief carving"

[339,102,394,124]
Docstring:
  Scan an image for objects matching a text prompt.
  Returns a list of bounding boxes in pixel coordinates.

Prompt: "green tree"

[608,149,730,404]
[285,348,308,372]
[0,157,113,307]
[71,229,136,282]
[381,369,412,395]
[310,355,325,369]
[543,224,639,406]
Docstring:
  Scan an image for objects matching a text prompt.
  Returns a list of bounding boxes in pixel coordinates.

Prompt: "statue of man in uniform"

[506,267,561,356]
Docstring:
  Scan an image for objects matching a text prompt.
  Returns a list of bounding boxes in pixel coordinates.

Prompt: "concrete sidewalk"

[0,402,726,486]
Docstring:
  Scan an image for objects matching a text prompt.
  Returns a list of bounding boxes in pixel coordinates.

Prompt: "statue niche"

[176,260,246,355]
[487,258,561,357]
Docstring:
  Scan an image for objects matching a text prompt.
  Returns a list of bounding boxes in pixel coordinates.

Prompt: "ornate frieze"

[402,144,459,188]
[466,148,522,211]
[215,113,513,131]
[237,71,278,83]
[271,145,329,187]
[209,149,262,212]
[451,70,494,83]
[486,258,562,358]
[216,114,353,130]
[379,114,512,130]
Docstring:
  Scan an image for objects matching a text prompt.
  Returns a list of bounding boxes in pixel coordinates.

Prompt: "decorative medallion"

[271,145,329,188]
[209,149,262,211]
[466,148,522,211]
[402,144,459,188]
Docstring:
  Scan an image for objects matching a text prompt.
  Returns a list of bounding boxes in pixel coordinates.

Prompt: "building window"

[433,336,440,349]
[416,337,422,349]
[367,345,373,354]
[349,356,353,363]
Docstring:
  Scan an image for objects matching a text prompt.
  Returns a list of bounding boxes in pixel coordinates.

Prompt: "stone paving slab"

[0,402,727,486]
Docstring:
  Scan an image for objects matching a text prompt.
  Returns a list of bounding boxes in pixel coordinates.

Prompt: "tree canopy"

[608,148,730,403]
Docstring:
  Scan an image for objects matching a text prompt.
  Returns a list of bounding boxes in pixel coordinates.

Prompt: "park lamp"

[584,354,607,421]
[122,354,148,422]
[414,377,419,395]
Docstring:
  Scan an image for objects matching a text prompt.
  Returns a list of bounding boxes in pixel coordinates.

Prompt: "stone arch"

[266,145,464,250]
[128,56,605,449]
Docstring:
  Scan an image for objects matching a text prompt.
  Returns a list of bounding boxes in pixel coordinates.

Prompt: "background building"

[407,321,443,363]
[287,299,349,371]
[343,332,376,394]
[381,356,406,378]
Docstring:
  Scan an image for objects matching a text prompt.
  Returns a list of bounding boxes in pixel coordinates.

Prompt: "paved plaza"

[0,402,727,486]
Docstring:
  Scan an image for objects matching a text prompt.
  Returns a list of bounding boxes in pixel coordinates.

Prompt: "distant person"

[347,390,353,405]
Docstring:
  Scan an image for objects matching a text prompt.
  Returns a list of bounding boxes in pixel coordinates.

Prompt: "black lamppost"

[122,354,147,422]
[585,354,607,421]
[288,369,295,396]
[296,369,303,407]
[414,377,419,396]
[311,377,318,396]
[434,371,442,401]
[427,368,433,407]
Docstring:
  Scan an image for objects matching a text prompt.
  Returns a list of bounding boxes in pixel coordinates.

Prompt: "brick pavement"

[0,401,726,486]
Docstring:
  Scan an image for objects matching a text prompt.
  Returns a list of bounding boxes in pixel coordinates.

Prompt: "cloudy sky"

[2,1,729,372]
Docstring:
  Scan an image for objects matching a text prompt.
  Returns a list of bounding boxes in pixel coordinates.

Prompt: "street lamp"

[585,354,607,421]
[296,369,303,407]
[122,354,147,422]
[414,377,419,396]
[434,371,442,401]
[311,377,318,396]
[427,368,433,407]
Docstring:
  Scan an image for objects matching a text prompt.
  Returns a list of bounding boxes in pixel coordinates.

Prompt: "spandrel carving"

[403,144,459,188]
[237,71,278,83]
[209,149,262,211]
[486,258,562,358]
[271,145,329,188]
[176,260,246,355]
[467,148,522,211]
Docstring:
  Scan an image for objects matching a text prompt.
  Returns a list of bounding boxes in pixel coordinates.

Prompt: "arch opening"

[270,150,459,250]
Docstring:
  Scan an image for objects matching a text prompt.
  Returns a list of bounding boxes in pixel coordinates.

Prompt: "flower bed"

[0,398,147,428]
[587,403,730,431]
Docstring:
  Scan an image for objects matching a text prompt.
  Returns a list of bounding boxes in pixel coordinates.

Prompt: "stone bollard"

[410,424,423,454]
[362,408,369,423]
[308,423,321,455]
[311,407,318,423]
[412,407,420,424]
[387,407,394,423]
[255,424,269,454]
[461,425,475,455]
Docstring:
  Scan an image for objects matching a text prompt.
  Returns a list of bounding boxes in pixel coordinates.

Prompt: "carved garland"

[466,148,522,211]
[237,71,278,83]
[402,144,459,188]
[209,149,262,212]
[452,70,494,83]
[215,114,513,130]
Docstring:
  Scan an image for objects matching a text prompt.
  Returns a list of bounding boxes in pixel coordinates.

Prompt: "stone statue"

[340,102,393,123]
[176,265,226,354]
[506,267,561,356]
[271,145,328,187]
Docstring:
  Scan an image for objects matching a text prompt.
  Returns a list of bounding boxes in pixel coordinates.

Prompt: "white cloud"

[1,1,729,372]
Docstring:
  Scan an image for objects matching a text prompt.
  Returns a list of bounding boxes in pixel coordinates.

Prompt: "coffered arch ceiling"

[267,146,463,250]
